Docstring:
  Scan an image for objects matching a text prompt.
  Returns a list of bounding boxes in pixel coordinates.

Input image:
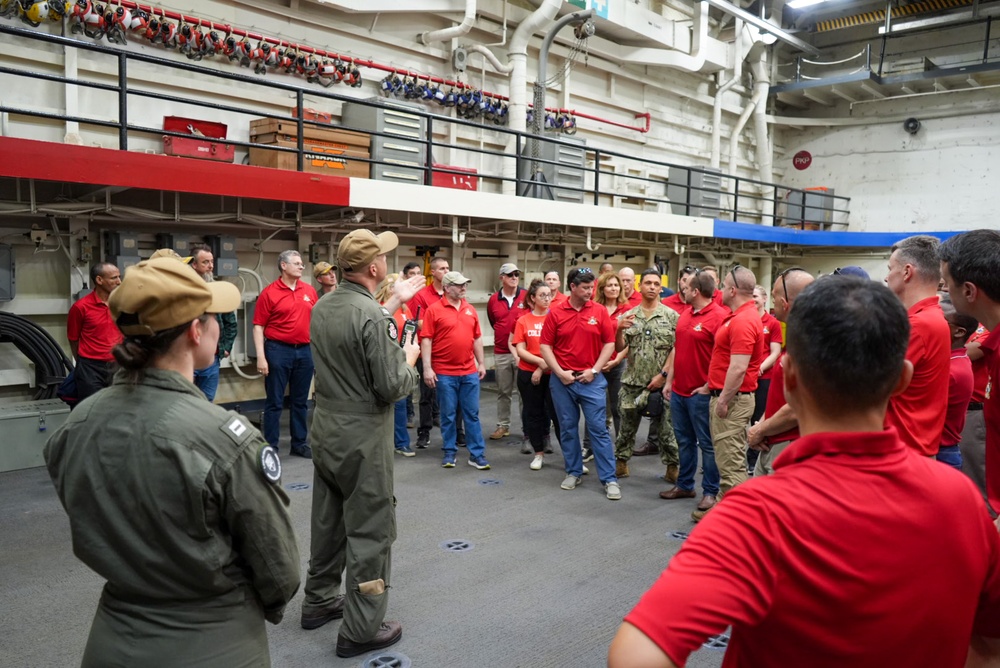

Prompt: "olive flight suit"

[305,279,419,644]
[44,369,300,668]
[615,303,680,466]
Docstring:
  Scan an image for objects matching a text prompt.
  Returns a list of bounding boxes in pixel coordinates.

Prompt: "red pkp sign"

[793,150,812,170]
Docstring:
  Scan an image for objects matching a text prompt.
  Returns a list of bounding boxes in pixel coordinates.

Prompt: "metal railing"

[0,23,851,229]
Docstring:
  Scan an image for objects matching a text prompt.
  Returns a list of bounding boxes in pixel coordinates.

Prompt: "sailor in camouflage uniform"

[614,269,680,481]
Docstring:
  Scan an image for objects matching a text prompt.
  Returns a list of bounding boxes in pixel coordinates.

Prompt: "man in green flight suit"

[614,268,681,481]
[303,229,424,658]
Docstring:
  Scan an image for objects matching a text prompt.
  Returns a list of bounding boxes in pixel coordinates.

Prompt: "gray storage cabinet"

[0,399,70,472]
[518,135,587,204]
[341,99,427,184]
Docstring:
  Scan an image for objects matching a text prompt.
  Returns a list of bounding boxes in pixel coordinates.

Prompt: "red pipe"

[103,0,651,133]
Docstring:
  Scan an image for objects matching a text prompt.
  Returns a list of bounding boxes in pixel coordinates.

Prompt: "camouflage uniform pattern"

[615,304,680,465]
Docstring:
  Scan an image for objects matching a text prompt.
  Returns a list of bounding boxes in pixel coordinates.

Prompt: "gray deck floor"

[1,386,726,668]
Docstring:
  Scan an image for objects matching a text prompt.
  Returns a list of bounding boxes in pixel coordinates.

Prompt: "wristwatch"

[660,370,669,378]
[591,368,600,375]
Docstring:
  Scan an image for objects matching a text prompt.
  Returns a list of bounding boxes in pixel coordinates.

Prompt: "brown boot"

[336,620,403,658]
[665,464,679,484]
[615,458,630,478]
[691,494,717,522]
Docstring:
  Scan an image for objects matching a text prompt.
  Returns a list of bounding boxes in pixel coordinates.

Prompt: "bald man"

[747,268,814,475]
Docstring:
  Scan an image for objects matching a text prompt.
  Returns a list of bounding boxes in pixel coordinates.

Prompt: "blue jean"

[263,340,314,451]
[193,355,220,402]
[394,398,410,449]
[549,374,617,484]
[436,373,485,457]
[671,391,720,496]
[937,444,962,470]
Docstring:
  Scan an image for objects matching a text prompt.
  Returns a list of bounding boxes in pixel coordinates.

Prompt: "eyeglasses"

[535,293,553,300]
[729,264,742,292]
[504,271,521,278]
[776,266,807,304]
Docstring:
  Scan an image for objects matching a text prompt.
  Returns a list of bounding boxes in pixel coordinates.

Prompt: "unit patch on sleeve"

[387,320,399,341]
[258,444,282,483]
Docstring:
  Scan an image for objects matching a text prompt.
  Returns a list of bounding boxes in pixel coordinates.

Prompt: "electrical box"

[0,243,14,301]
[342,99,428,185]
[518,135,587,204]
[0,399,70,472]
[667,167,723,218]
[783,187,835,229]
[155,233,191,257]
[206,235,238,277]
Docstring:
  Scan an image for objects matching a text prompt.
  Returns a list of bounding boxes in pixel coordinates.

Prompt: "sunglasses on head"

[776,266,807,303]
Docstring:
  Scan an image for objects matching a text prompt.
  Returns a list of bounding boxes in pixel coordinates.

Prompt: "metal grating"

[439,539,474,553]
[360,651,412,668]
[477,478,503,486]
[285,482,311,491]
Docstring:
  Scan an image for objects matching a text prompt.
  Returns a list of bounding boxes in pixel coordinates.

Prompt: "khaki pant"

[709,394,755,498]
[754,439,793,477]
[494,352,518,429]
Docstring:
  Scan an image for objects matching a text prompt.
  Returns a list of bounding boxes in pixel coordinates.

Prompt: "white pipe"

[727,86,764,178]
[619,3,710,72]
[586,227,601,251]
[452,216,467,244]
[466,44,511,73]
[711,19,743,169]
[502,0,562,195]
[420,0,477,45]
[751,55,775,226]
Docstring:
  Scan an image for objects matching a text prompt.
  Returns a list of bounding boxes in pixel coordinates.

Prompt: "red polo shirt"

[421,297,481,375]
[762,357,798,444]
[885,296,951,456]
[408,283,444,324]
[67,291,122,361]
[626,289,643,309]
[672,301,726,397]
[971,325,991,404]
[708,301,764,393]
[540,299,615,372]
[624,429,1000,668]
[759,312,783,380]
[512,312,547,373]
[253,278,318,345]
[943,347,975,447]
[979,326,1000,510]
[661,293,689,315]
[550,291,569,308]
[486,287,526,355]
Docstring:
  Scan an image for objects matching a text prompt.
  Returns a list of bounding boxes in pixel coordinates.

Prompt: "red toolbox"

[162,116,235,163]
[431,163,478,191]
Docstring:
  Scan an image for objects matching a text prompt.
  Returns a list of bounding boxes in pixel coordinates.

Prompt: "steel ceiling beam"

[698,0,822,54]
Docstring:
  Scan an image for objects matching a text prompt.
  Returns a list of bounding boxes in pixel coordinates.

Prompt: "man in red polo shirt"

[253,249,318,458]
[701,265,763,519]
[421,271,489,470]
[544,270,569,307]
[485,262,526,441]
[938,295,976,471]
[885,235,951,456]
[659,270,726,511]
[619,267,643,309]
[747,268,814,476]
[661,266,695,314]
[609,277,1000,668]
[540,267,621,500]
[67,262,122,402]
[964,323,992,508]
[940,229,1000,515]
[409,257,453,449]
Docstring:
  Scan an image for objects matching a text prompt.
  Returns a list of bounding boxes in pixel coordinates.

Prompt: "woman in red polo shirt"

[512,279,561,470]
[594,272,630,439]
[376,274,416,458]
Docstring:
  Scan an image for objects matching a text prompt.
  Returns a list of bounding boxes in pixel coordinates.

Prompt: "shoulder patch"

[380,307,391,317]
[221,415,253,445]
[257,444,282,483]
[388,320,399,341]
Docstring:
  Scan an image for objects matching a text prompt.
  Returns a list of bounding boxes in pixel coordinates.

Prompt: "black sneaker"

[457,432,466,446]
[416,434,430,449]
[290,445,313,459]
[582,447,594,463]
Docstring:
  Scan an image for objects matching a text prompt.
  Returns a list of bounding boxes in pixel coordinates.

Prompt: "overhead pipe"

[452,216,467,244]
[93,0,647,133]
[586,227,601,251]
[420,0,477,45]
[750,54,775,226]
[621,2,711,72]
[711,18,744,169]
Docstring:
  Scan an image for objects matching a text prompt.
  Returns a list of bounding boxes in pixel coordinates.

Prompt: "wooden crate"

[249,139,369,178]
[249,118,370,149]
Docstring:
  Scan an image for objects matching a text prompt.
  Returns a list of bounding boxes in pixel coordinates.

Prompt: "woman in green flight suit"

[44,258,301,667]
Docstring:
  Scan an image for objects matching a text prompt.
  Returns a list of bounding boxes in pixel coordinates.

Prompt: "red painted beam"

[0,137,351,207]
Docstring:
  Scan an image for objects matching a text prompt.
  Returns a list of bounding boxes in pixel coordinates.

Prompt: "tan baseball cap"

[109,258,241,336]
[442,271,472,286]
[313,261,334,278]
[337,229,398,270]
[149,248,193,264]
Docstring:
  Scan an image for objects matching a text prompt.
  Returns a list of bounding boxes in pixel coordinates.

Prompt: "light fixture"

[786,0,829,9]
[700,0,821,55]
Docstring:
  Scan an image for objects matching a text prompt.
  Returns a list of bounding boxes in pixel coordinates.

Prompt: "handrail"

[0,22,850,229]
